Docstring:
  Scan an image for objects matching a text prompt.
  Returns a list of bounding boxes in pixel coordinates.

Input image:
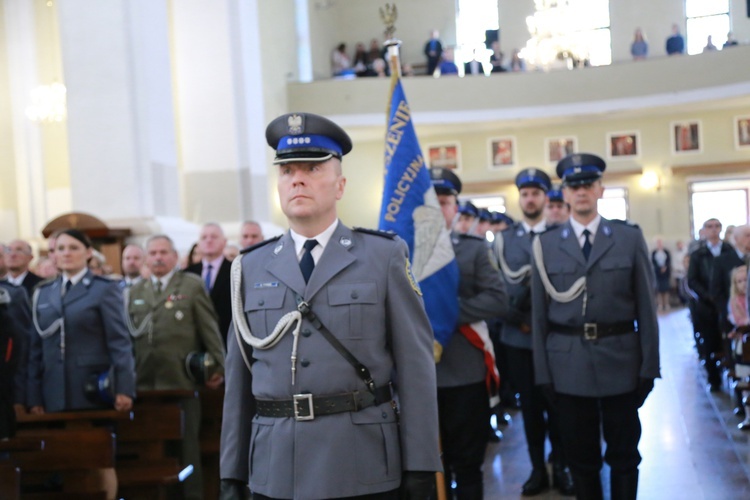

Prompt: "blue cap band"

[563,164,601,178]
[432,179,458,192]
[277,134,343,156]
[517,175,550,191]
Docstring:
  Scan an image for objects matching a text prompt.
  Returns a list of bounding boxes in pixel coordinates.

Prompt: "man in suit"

[430,167,507,499]
[531,153,660,499]
[424,29,443,76]
[120,244,145,289]
[220,113,441,500]
[240,220,265,249]
[128,234,225,500]
[688,218,734,390]
[5,239,42,297]
[186,223,233,343]
[493,169,573,496]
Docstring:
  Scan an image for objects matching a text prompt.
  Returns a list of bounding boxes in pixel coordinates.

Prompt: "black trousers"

[505,345,563,469]
[437,381,489,499]
[253,490,398,500]
[692,303,722,386]
[554,391,642,479]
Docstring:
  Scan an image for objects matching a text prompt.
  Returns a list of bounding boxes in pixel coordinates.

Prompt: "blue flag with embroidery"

[378,77,459,348]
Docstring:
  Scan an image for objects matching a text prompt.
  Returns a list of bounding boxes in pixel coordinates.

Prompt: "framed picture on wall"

[426,142,461,171]
[671,120,702,154]
[545,136,577,164]
[606,131,640,160]
[735,116,750,150]
[488,136,517,169]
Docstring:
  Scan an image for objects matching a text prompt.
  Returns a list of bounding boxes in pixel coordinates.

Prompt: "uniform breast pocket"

[244,288,287,337]
[600,258,632,278]
[546,261,578,289]
[328,282,379,339]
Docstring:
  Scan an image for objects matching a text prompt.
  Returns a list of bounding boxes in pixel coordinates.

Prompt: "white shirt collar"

[63,268,88,287]
[151,267,177,290]
[7,270,28,287]
[290,219,339,264]
[569,215,602,245]
[521,220,547,234]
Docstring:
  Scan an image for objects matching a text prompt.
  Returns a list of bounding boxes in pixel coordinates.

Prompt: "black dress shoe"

[521,468,549,496]
[738,420,750,431]
[734,406,746,417]
[552,464,575,496]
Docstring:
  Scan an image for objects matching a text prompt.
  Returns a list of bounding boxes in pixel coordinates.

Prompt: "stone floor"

[477,307,750,499]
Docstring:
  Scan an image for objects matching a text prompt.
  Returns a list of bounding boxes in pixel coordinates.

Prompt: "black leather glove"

[399,471,436,500]
[636,378,654,408]
[219,479,249,500]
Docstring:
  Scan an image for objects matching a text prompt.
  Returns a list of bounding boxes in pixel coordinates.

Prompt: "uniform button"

[301,359,310,367]
[382,412,388,419]
[258,299,265,306]
[351,291,359,299]
[302,329,311,337]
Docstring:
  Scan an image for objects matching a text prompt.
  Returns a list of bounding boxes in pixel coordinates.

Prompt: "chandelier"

[521,0,590,70]
[25,83,67,123]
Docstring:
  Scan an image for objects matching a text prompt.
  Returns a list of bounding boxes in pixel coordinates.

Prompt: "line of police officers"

[217,112,659,500]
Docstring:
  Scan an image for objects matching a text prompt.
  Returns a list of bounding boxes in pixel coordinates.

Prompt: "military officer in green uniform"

[128,234,226,500]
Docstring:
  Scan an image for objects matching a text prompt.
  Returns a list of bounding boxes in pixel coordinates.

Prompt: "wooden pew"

[15,410,131,499]
[115,390,195,500]
[0,437,45,500]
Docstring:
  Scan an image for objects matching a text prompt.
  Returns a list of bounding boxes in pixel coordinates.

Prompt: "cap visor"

[273,153,335,165]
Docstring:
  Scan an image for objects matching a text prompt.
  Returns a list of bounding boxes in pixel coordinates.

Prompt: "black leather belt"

[255,385,392,421]
[549,321,636,340]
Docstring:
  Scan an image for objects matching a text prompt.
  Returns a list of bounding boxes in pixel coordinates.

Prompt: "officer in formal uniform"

[455,201,479,234]
[128,234,226,500]
[545,185,569,227]
[219,113,441,500]
[531,154,660,500]
[0,281,32,438]
[492,169,573,496]
[27,229,136,415]
[431,167,507,499]
[489,212,513,235]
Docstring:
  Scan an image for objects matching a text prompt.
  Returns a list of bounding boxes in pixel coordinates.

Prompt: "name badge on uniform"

[254,282,279,288]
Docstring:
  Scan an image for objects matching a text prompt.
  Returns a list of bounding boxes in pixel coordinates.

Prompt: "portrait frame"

[670,120,702,155]
[606,131,641,160]
[545,136,577,165]
[734,115,750,150]
[488,136,517,169]
[425,142,461,171]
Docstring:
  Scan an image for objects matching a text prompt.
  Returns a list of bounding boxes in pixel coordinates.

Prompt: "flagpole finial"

[379,3,398,39]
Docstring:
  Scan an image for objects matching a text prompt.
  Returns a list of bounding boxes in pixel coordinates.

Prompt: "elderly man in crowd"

[5,239,43,297]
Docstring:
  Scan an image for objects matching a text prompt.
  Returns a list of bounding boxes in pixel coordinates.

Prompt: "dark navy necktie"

[582,229,593,260]
[204,264,213,291]
[64,280,72,295]
[300,239,318,283]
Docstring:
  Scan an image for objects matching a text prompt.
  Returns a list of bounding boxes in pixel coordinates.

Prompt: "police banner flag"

[378,51,459,351]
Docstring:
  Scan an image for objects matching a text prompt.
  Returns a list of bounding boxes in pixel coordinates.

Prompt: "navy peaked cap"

[515,168,551,192]
[266,112,352,165]
[430,167,462,195]
[490,212,514,225]
[547,185,564,202]
[556,153,606,186]
[458,201,479,218]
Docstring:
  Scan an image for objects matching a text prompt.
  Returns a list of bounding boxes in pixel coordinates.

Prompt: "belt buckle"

[584,323,598,340]
[293,393,314,421]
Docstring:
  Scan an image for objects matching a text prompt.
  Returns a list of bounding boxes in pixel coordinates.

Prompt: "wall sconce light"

[639,171,661,191]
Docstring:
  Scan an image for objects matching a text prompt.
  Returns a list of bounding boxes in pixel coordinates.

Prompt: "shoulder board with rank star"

[458,233,484,241]
[240,234,282,255]
[353,227,396,239]
[610,219,640,228]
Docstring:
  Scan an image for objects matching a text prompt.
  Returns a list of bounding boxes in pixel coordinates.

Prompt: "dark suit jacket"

[687,242,734,332]
[185,258,232,344]
[710,250,744,332]
[19,272,43,298]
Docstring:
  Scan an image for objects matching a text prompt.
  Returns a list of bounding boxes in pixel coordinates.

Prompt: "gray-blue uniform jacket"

[494,222,540,350]
[436,232,507,388]
[27,271,136,412]
[531,219,660,397]
[0,282,32,407]
[220,222,441,500]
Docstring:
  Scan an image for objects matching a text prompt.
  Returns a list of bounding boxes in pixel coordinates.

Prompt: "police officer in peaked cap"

[455,201,479,234]
[545,184,570,228]
[492,167,575,496]
[530,153,660,499]
[220,112,441,499]
[429,166,508,498]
